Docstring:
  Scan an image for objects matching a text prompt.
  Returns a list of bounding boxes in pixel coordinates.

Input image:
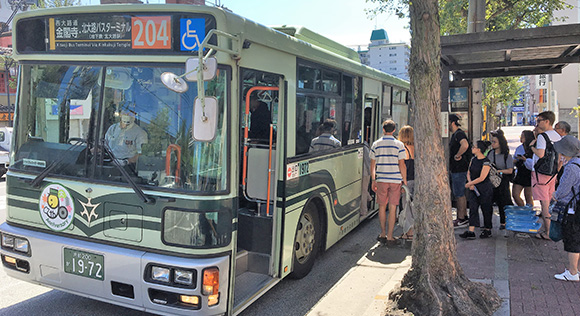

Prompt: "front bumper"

[0,223,229,316]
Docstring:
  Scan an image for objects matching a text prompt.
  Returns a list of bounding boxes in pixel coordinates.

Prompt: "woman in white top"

[487,129,514,230]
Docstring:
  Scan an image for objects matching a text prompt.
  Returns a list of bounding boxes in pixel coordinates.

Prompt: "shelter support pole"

[467,0,485,142]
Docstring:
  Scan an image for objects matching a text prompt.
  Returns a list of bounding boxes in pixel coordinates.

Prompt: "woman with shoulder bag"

[460,140,494,239]
[487,130,514,230]
[551,135,580,282]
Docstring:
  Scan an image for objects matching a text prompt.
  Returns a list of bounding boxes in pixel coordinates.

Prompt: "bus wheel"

[291,203,320,279]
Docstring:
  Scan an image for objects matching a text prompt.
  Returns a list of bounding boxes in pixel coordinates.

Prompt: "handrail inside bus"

[242,86,279,214]
[266,124,274,216]
[165,144,182,185]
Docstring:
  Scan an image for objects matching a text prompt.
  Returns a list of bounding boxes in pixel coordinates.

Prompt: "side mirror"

[185,57,217,82]
[192,97,218,142]
[160,72,188,93]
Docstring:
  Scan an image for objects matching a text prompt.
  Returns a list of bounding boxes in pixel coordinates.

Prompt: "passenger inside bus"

[248,91,272,140]
[309,119,341,152]
[105,109,148,174]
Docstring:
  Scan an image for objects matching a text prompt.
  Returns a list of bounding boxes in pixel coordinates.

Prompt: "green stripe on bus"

[7,198,37,211]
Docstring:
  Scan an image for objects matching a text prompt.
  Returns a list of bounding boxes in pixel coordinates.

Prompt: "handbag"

[549,202,566,241]
[550,201,569,223]
[488,164,502,188]
[549,221,563,242]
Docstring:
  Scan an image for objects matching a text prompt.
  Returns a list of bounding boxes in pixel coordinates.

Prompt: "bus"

[0,4,409,315]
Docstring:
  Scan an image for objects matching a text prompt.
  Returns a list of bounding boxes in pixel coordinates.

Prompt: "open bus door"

[234,73,283,312]
[363,95,381,213]
[363,96,381,144]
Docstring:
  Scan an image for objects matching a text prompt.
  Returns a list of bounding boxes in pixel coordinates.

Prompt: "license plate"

[63,248,104,281]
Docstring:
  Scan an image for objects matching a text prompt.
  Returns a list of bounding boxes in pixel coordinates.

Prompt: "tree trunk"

[385,0,501,315]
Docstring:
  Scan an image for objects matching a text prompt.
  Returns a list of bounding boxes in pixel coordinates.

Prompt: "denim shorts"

[451,172,467,198]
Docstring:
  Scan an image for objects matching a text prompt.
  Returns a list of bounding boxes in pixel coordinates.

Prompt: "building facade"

[358,29,409,81]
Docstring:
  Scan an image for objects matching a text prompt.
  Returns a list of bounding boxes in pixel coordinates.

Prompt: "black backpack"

[534,133,558,176]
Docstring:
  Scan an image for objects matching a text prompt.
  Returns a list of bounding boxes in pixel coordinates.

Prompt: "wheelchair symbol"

[182,19,201,51]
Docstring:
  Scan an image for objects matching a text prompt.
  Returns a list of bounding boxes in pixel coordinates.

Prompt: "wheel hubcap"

[295,213,315,264]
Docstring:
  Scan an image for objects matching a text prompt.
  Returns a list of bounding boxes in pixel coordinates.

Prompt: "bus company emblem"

[39,184,75,232]
[79,197,101,226]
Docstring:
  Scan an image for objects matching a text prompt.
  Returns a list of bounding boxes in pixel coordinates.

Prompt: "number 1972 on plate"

[64,248,104,281]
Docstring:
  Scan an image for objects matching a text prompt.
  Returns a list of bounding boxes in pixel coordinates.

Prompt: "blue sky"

[81,0,411,48]
[221,0,411,47]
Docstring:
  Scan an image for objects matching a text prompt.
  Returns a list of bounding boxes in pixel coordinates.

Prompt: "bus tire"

[0,166,6,178]
[290,202,320,279]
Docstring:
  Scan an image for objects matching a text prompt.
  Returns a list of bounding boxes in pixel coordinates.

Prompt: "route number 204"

[132,16,171,49]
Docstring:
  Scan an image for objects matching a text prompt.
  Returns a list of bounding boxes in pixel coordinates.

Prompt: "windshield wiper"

[31,141,85,188]
[102,141,154,204]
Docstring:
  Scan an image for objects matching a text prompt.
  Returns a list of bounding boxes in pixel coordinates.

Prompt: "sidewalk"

[307,212,580,316]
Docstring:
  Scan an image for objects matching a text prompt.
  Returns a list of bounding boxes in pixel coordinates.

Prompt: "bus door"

[364,95,381,144]
[235,69,283,310]
[364,95,381,211]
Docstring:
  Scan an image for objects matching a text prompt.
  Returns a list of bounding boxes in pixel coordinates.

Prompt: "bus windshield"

[12,63,228,193]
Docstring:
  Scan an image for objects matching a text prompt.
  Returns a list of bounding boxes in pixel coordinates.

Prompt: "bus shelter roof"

[440,23,580,80]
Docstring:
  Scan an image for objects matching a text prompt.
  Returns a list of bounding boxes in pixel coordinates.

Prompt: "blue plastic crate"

[506,214,538,222]
[505,205,533,210]
[505,221,542,233]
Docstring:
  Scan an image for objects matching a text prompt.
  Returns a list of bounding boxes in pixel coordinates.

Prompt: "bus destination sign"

[49,15,172,51]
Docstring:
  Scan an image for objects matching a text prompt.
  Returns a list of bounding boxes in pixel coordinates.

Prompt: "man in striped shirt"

[309,119,341,152]
[370,120,407,245]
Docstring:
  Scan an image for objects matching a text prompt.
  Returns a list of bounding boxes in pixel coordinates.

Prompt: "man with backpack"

[531,111,561,239]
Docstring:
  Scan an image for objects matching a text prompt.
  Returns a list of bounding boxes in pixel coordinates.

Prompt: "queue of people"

[352,111,580,285]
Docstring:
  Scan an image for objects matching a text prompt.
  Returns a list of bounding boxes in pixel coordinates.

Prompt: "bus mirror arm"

[101,141,155,205]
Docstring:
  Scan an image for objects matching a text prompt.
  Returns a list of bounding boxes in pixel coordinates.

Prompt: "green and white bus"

[0,4,409,315]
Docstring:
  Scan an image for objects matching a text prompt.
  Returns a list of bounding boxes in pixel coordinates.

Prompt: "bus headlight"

[14,238,29,253]
[151,266,171,283]
[1,234,14,248]
[174,269,194,286]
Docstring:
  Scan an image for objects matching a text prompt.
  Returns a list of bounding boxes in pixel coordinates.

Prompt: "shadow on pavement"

[365,240,412,265]
[0,289,152,316]
[241,215,410,316]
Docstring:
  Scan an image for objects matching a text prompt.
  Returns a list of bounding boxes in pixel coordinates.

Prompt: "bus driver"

[105,110,148,168]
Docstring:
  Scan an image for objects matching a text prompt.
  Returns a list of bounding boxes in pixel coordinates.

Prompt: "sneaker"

[453,218,469,229]
[554,269,580,282]
[480,230,492,239]
[459,231,476,239]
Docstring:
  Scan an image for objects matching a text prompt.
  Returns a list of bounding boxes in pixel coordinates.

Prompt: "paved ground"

[306,208,579,316]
